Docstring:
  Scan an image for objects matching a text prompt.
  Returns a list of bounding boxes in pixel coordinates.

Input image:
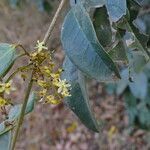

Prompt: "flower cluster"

[0,97,8,107]
[0,81,14,107]
[0,80,13,95]
[31,41,71,105]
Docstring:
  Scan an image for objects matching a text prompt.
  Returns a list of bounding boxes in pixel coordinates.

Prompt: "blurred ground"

[0,1,150,150]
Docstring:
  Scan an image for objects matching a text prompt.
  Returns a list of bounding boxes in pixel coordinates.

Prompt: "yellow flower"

[46,95,61,105]
[40,66,52,77]
[37,80,49,88]
[51,73,60,80]
[35,40,48,52]
[0,80,14,94]
[0,97,8,106]
[39,89,47,97]
[54,79,71,97]
[61,89,71,97]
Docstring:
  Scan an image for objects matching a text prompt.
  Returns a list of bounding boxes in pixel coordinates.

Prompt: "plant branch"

[6,64,33,83]
[43,0,67,44]
[16,44,30,56]
[10,72,34,150]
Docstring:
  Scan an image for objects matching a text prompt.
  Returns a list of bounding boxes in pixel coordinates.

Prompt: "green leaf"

[134,13,150,47]
[0,131,11,150]
[117,68,148,99]
[129,72,148,100]
[8,0,20,7]
[62,57,99,132]
[128,51,147,73]
[108,41,128,62]
[61,4,120,82]
[117,0,150,60]
[138,103,150,129]
[0,93,36,136]
[125,91,150,130]
[124,91,138,125]
[116,69,129,95]
[0,43,17,78]
[70,0,106,8]
[107,27,128,63]
[106,0,127,22]
[104,83,117,95]
[93,6,112,48]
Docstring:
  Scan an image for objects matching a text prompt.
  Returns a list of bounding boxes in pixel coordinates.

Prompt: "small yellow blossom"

[60,89,71,97]
[54,79,71,97]
[0,80,15,94]
[40,66,52,77]
[39,89,47,98]
[35,40,48,52]
[37,80,49,89]
[46,95,61,105]
[51,73,60,80]
[0,97,8,106]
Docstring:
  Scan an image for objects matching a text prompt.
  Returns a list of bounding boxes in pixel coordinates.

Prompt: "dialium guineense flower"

[0,80,15,95]
[32,41,71,105]
[0,97,9,107]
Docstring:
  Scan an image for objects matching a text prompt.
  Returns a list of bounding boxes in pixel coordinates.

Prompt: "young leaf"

[62,57,100,132]
[93,6,112,48]
[61,4,120,82]
[0,43,17,78]
[106,0,127,22]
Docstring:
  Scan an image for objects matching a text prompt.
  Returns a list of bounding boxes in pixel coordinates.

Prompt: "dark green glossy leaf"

[61,4,120,82]
[93,6,112,48]
[0,43,17,78]
[62,57,99,132]
[106,0,127,22]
